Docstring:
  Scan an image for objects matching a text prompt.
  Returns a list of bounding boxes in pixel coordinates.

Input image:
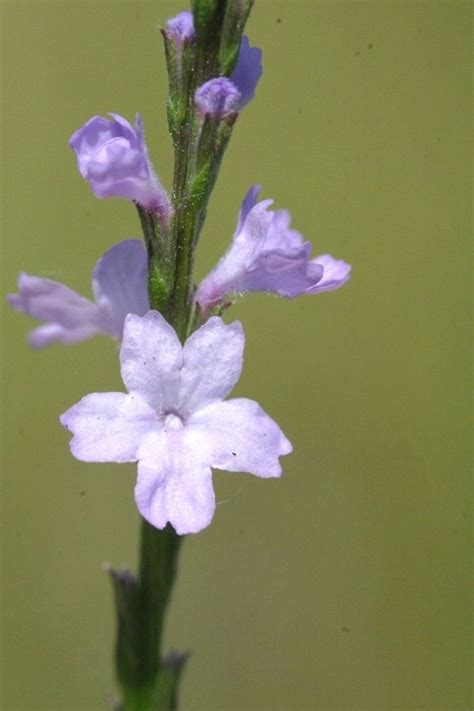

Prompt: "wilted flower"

[61,311,291,535]
[69,113,170,222]
[7,241,148,347]
[195,185,351,310]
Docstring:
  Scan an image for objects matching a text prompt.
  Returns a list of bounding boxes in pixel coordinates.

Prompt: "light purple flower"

[195,186,351,310]
[69,113,170,220]
[195,78,241,118]
[165,11,195,43]
[8,240,148,348]
[230,36,262,107]
[60,311,291,535]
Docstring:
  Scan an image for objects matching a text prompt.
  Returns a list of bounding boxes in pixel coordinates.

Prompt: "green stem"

[137,522,182,684]
[168,125,196,341]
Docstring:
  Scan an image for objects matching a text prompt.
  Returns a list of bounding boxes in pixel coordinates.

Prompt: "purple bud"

[195,78,241,118]
[69,113,170,221]
[165,11,195,44]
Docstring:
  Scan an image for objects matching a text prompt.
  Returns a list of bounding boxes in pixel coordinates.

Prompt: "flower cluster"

[8,8,351,535]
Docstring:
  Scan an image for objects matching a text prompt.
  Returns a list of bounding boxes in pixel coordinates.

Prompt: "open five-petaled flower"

[60,311,292,534]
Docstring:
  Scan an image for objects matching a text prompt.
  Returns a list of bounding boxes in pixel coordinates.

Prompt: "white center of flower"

[163,412,184,430]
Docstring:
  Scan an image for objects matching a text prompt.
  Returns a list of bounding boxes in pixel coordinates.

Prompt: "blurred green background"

[1,1,471,709]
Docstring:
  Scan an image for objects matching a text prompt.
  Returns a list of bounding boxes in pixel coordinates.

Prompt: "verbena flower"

[60,311,292,535]
[69,113,170,221]
[195,185,351,310]
[7,241,148,347]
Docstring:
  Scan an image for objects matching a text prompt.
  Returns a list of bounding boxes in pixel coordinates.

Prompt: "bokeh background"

[1,1,471,710]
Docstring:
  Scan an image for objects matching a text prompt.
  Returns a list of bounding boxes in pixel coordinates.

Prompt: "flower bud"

[195,78,241,118]
[69,113,170,222]
[165,11,195,44]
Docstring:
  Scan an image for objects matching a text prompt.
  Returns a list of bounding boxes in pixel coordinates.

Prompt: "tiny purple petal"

[195,186,351,309]
[195,78,241,118]
[69,113,170,218]
[308,254,352,293]
[230,36,262,107]
[235,183,261,234]
[92,240,148,339]
[165,11,195,43]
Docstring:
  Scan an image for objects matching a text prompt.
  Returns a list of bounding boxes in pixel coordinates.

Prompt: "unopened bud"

[164,11,195,45]
[195,78,241,118]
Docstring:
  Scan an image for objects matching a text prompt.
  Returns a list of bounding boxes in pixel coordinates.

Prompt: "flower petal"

[92,240,149,338]
[60,392,156,462]
[190,398,292,478]
[7,273,101,347]
[241,244,323,297]
[235,184,261,236]
[179,317,244,412]
[120,311,182,410]
[230,36,263,107]
[309,254,352,293]
[69,115,121,176]
[135,429,215,535]
[107,112,138,144]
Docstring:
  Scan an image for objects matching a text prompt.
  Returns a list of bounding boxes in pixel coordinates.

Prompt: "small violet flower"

[69,113,170,222]
[60,311,291,535]
[7,241,148,348]
[195,185,351,310]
